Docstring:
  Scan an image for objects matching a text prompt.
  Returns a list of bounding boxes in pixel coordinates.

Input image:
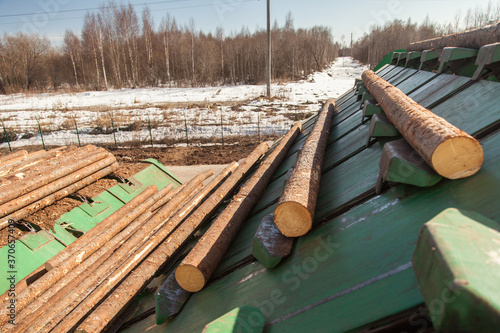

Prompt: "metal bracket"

[472,42,500,81]
[155,271,192,325]
[252,213,294,269]
[376,139,442,194]
[438,47,479,77]
[419,49,440,71]
[366,113,400,147]
[360,91,375,105]
[397,52,408,67]
[405,51,422,69]
[362,100,383,122]
[391,52,401,65]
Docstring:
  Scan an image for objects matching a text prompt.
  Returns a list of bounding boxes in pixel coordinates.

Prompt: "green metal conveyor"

[118,45,500,332]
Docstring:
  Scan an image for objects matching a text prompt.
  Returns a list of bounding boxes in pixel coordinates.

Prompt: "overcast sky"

[0,0,496,45]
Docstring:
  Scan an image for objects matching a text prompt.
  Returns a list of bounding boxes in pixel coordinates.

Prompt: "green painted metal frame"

[437,47,479,77]
[419,50,439,71]
[373,49,406,72]
[413,208,500,332]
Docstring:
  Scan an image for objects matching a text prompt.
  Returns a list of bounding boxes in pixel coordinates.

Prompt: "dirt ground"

[0,135,276,246]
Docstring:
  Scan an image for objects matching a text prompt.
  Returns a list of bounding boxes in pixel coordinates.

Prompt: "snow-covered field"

[0,57,367,148]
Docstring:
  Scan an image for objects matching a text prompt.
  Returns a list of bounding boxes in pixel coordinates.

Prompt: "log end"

[431,137,484,179]
[274,201,312,237]
[175,264,206,292]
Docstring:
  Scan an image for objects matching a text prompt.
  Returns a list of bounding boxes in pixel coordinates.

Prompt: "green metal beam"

[413,208,500,332]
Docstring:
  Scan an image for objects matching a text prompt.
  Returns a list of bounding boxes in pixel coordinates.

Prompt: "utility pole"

[266,0,271,98]
[350,33,353,58]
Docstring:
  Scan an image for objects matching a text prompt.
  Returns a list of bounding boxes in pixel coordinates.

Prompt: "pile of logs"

[0,145,119,229]
[0,142,270,332]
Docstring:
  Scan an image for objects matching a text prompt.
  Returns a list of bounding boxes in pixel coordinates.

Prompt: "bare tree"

[142,7,155,86]
[189,18,196,87]
[3,33,49,90]
[64,30,82,88]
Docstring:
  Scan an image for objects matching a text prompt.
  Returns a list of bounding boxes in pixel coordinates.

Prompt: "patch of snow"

[0,57,366,148]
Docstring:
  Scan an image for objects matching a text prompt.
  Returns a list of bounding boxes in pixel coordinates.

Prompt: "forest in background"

[0,4,337,93]
[348,1,500,67]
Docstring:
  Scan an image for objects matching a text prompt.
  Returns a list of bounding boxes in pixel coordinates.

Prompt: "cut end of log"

[274,201,312,237]
[175,264,206,292]
[431,137,484,179]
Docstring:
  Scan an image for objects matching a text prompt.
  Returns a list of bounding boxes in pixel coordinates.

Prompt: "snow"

[0,57,367,148]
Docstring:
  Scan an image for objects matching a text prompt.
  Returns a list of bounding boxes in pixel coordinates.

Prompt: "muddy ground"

[0,135,276,246]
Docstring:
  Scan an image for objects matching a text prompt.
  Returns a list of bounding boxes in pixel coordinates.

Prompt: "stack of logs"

[0,145,119,229]
[0,141,271,332]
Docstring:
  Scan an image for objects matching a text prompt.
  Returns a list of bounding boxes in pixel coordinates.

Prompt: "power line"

[0,0,192,18]
[0,0,259,27]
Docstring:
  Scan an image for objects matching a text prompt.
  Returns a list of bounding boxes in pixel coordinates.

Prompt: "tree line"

[349,1,500,67]
[0,4,338,93]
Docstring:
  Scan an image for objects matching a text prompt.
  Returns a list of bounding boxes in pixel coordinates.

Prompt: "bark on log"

[408,22,500,51]
[0,149,27,164]
[37,183,206,333]
[73,154,266,332]
[274,101,335,237]
[0,162,118,230]
[0,163,118,300]
[33,170,219,332]
[0,145,93,183]
[176,123,302,293]
[0,154,116,219]
[0,185,158,328]
[0,147,110,205]
[362,70,484,179]
[0,148,67,177]
[44,183,159,271]
[6,184,177,332]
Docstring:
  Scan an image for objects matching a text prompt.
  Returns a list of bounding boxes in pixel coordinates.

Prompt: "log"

[0,149,27,164]
[45,182,165,271]
[361,70,484,179]
[0,147,69,177]
[71,145,268,332]
[6,183,177,332]
[0,154,117,219]
[36,169,221,332]
[176,123,302,293]
[274,101,335,237]
[0,147,110,205]
[0,163,119,300]
[38,183,206,333]
[0,145,92,182]
[0,185,159,328]
[0,162,119,230]
[408,21,500,52]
